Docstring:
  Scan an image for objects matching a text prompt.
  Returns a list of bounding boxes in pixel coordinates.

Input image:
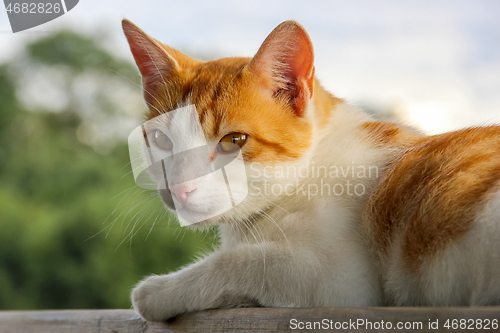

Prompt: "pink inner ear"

[248,21,315,117]
[290,35,314,84]
[129,39,163,78]
[122,20,177,104]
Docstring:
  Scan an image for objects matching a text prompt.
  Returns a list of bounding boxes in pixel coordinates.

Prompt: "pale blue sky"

[1,0,499,133]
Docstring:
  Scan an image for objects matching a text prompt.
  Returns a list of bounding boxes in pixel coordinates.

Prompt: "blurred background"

[0,0,499,309]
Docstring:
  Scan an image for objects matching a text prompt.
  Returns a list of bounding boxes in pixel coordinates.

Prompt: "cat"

[122,19,500,321]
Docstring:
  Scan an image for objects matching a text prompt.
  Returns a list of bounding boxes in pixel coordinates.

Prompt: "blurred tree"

[0,30,215,309]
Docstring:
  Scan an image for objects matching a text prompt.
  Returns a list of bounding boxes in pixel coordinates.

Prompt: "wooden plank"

[0,307,499,333]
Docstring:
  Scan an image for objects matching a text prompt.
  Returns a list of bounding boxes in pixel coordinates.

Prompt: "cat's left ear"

[246,21,315,117]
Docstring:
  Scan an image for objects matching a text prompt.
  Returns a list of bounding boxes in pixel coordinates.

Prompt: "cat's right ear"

[121,19,181,106]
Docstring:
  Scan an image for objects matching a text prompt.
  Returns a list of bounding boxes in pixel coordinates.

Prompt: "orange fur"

[365,126,500,272]
[313,78,343,129]
[360,121,421,146]
[124,18,500,313]
[123,19,318,165]
[124,19,500,265]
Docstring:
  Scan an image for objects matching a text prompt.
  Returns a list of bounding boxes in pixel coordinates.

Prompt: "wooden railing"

[0,307,499,332]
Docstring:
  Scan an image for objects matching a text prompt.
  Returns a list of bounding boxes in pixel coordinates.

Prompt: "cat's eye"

[153,129,173,150]
[218,133,247,153]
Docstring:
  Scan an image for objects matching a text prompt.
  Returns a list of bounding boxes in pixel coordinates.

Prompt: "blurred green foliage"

[0,31,215,309]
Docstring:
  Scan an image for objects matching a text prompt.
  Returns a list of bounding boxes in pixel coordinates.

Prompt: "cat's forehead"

[148,57,251,138]
[188,57,250,85]
[145,54,313,163]
[183,58,250,108]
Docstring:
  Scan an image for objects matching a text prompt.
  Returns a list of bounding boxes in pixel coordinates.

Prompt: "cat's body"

[122,19,500,321]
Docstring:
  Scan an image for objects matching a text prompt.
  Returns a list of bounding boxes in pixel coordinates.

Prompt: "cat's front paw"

[132,275,182,322]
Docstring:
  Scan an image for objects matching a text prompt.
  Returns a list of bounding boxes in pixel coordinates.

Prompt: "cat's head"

[123,19,331,227]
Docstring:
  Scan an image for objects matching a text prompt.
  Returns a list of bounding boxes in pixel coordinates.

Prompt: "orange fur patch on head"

[366,126,500,272]
[123,19,321,165]
[147,56,313,163]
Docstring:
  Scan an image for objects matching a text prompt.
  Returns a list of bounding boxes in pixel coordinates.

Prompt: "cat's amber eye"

[218,133,247,153]
[153,129,173,150]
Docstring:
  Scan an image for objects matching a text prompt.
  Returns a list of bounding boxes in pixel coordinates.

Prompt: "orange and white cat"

[122,19,500,321]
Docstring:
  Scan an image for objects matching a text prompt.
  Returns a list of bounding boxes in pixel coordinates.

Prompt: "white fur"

[133,99,390,321]
[132,99,500,321]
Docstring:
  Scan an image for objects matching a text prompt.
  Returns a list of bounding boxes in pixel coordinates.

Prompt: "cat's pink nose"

[170,184,197,204]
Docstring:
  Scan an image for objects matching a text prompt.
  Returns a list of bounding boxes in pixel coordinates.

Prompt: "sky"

[1,0,499,134]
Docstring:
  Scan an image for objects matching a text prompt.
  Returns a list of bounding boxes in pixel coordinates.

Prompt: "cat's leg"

[132,242,334,321]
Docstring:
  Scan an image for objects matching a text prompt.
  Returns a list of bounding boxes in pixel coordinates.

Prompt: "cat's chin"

[174,206,220,227]
[164,201,248,228]
[159,188,243,227]
[181,215,221,229]
[159,200,223,228]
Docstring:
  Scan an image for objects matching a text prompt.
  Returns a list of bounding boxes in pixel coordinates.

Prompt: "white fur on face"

[135,105,249,226]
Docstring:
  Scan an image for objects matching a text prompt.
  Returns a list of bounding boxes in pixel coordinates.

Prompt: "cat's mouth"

[158,188,226,226]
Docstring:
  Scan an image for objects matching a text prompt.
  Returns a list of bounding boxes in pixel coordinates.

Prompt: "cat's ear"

[122,19,199,106]
[246,21,315,117]
[122,19,177,103]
